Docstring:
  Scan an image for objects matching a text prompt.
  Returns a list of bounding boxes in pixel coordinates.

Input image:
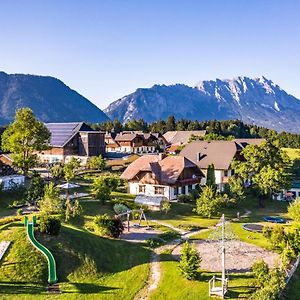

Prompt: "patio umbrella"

[57,182,80,189]
[57,183,80,199]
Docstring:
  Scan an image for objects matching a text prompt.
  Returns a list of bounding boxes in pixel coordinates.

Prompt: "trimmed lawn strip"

[150,253,254,300]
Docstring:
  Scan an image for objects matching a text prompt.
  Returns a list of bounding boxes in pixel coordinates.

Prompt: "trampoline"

[242,223,264,233]
[263,216,286,223]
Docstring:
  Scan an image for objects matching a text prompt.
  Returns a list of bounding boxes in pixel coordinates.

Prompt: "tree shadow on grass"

[0,281,46,294]
[64,282,119,294]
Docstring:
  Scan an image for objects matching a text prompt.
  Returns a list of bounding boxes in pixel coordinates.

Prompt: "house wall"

[201,168,233,191]
[128,182,197,200]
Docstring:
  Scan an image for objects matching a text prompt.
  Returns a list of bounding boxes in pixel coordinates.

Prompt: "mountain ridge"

[104,76,300,133]
[0,71,109,125]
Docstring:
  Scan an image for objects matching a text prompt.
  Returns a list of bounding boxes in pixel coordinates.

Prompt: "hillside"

[0,72,109,125]
[0,223,150,299]
[104,76,300,133]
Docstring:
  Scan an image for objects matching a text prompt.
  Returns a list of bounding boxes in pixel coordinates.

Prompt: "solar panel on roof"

[45,122,82,147]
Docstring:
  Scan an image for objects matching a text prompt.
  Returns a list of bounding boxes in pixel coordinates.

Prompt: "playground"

[172,239,280,273]
[120,223,161,243]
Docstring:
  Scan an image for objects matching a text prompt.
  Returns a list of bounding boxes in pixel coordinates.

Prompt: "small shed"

[135,195,167,210]
[0,175,25,190]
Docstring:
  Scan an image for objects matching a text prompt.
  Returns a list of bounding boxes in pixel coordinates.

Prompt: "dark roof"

[45,122,94,147]
[180,139,266,170]
[121,154,202,184]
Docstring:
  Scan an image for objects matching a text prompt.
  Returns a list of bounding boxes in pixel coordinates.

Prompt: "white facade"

[128,182,197,200]
[201,168,233,191]
[0,175,25,190]
[108,145,156,154]
[37,154,88,165]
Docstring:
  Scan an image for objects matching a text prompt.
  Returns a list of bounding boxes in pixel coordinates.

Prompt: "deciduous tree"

[1,108,50,175]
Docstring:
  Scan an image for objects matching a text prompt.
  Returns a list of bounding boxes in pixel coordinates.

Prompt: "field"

[0,222,150,300]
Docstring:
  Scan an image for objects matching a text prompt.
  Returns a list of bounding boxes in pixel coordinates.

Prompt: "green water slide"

[24,216,58,284]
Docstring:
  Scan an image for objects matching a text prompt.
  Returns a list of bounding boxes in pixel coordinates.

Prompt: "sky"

[0,0,299,109]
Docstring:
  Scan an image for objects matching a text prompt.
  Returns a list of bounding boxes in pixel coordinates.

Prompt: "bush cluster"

[93,214,124,238]
[38,214,61,235]
[250,260,285,300]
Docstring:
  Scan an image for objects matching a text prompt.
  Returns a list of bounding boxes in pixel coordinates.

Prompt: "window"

[188,185,193,192]
[139,185,145,194]
[174,187,179,196]
[224,170,228,177]
[154,186,165,195]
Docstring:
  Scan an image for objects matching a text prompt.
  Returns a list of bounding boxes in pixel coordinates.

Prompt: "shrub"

[178,194,192,203]
[145,238,163,248]
[252,259,269,288]
[86,155,106,170]
[91,177,111,204]
[250,266,285,300]
[194,185,224,218]
[93,214,124,238]
[109,217,125,238]
[38,214,61,235]
[26,171,45,205]
[113,203,129,215]
[269,225,287,251]
[288,197,300,222]
[178,241,201,280]
[39,183,64,214]
[17,208,23,216]
[161,200,171,214]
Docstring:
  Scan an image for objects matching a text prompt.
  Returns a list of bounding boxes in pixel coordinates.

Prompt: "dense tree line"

[92,116,300,148]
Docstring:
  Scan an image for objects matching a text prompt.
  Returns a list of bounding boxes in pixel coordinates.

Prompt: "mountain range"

[1,71,300,134]
[104,76,300,133]
[0,71,108,125]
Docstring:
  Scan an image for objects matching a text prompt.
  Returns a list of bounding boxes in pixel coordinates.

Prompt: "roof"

[115,132,140,142]
[234,138,265,149]
[163,130,206,145]
[121,154,201,184]
[179,141,239,170]
[45,122,94,147]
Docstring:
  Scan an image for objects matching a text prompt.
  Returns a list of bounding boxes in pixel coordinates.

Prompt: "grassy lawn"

[150,253,254,300]
[191,198,290,249]
[148,202,219,229]
[0,191,21,218]
[285,263,300,300]
[0,223,151,299]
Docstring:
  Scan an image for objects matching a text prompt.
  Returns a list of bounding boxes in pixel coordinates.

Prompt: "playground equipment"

[24,216,58,284]
[208,214,236,299]
[242,223,264,233]
[263,216,286,223]
[117,208,149,232]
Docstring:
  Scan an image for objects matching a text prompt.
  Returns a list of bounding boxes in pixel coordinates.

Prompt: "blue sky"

[0,0,299,109]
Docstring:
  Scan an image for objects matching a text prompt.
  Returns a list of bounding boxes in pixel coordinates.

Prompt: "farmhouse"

[105,131,161,154]
[38,122,105,164]
[121,154,204,200]
[180,139,265,190]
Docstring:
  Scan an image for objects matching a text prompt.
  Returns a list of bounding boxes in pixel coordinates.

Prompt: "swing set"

[116,208,149,232]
